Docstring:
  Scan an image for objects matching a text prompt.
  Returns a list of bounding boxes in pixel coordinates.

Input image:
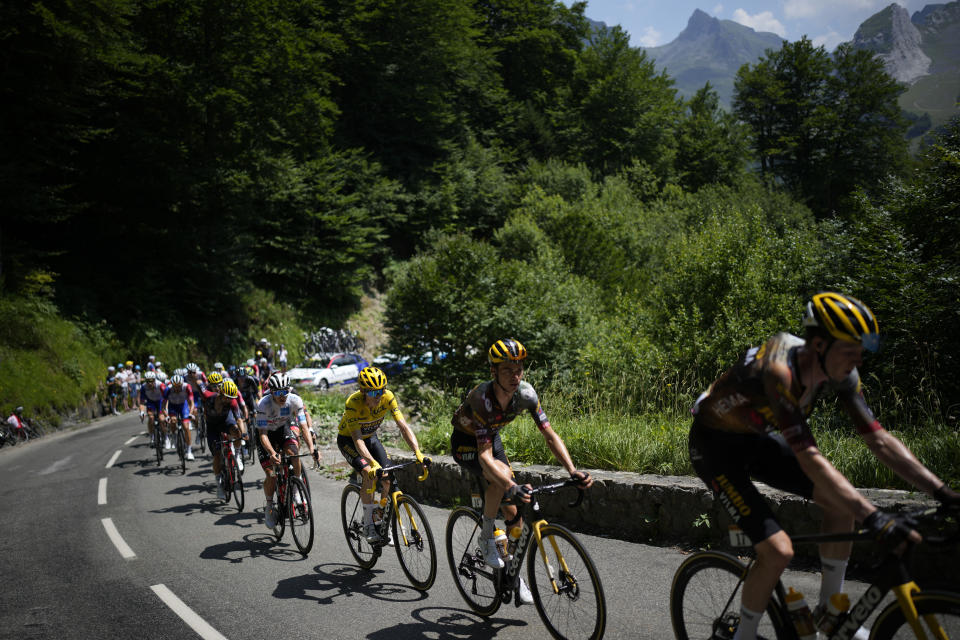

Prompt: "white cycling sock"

[733,604,762,640]
[363,503,376,526]
[481,515,496,540]
[819,556,848,606]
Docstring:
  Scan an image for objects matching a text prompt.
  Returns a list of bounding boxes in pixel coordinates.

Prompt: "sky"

[566,0,932,50]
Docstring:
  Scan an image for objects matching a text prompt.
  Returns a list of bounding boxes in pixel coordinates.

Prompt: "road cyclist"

[449,338,593,606]
[336,366,430,545]
[686,292,960,640]
[138,371,166,448]
[200,377,246,501]
[255,372,320,530]
[161,374,196,461]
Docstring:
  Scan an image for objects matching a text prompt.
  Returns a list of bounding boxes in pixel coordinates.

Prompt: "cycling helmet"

[156,371,168,382]
[108,365,116,372]
[207,371,224,387]
[256,350,263,357]
[246,358,255,366]
[170,374,184,387]
[259,357,267,366]
[357,366,387,390]
[135,365,141,371]
[213,362,224,371]
[267,372,289,391]
[220,379,239,398]
[148,355,156,361]
[186,362,199,372]
[803,292,880,352]
[488,338,527,365]
[125,360,134,367]
[144,371,157,381]
[15,406,23,415]
[117,362,124,369]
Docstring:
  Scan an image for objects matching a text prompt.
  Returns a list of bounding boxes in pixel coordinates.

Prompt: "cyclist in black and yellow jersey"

[451,338,593,596]
[689,292,960,640]
[336,366,429,543]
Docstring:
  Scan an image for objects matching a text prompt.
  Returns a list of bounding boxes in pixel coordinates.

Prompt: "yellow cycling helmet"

[488,338,527,365]
[220,379,239,398]
[207,371,224,387]
[357,366,387,390]
[803,292,880,352]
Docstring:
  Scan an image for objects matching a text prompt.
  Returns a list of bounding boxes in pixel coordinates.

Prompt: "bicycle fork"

[891,581,947,640]
[530,520,578,597]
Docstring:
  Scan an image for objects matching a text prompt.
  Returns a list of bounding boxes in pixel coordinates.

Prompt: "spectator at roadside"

[6,406,29,440]
[106,366,122,415]
[277,344,288,371]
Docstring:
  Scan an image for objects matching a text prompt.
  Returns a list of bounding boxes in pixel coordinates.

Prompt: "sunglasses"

[272,389,289,398]
[365,389,384,398]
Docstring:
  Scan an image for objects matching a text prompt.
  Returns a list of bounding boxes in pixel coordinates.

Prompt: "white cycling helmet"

[267,372,289,391]
[144,371,157,381]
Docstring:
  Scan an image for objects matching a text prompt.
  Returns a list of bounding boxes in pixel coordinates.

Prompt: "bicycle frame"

[371,460,431,547]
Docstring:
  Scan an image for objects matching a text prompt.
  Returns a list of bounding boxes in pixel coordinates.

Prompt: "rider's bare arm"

[861,429,945,494]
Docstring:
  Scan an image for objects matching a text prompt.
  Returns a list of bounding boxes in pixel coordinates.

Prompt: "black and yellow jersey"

[451,380,550,446]
[337,390,404,439]
[692,332,881,452]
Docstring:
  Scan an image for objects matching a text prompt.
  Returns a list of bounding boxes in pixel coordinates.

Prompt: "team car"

[286,353,370,389]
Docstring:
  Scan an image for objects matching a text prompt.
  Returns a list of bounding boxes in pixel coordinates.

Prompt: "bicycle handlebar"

[791,505,959,548]
[516,477,586,509]
[374,458,432,482]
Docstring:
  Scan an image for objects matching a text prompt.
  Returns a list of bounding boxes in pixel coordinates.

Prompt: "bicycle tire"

[340,483,379,569]
[870,590,960,639]
[196,412,207,455]
[272,482,286,542]
[526,523,607,640]
[670,550,784,640]
[154,426,164,466]
[219,466,232,504]
[288,476,314,555]
[393,495,437,591]
[176,426,186,475]
[230,454,244,511]
[445,506,502,616]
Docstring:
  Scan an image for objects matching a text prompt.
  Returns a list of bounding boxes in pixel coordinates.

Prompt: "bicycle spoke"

[340,484,378,569]
[393,495,437,591]
[445,507,501,616]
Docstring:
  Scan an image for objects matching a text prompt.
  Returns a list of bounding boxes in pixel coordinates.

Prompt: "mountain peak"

[681,9,720,39]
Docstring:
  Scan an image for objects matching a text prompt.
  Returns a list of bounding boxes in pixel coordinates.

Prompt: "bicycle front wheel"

[289,476,314,555]
[527,523,606,640]
[445,506,501,616]
[230,455,244,511]
[196,413,206,454]
[393,495,437,591]
[155,429,164,466]
[340,484,378,569]
[176,428,186,475]
[670,551,782,640]
[870,590,960,639]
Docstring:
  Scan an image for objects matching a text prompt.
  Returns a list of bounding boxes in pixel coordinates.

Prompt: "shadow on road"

[366,606,527,639]
[273,562,428,606]
[200,532,304,564]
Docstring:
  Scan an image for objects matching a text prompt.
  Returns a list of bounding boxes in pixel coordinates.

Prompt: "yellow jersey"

[337,389,404,439]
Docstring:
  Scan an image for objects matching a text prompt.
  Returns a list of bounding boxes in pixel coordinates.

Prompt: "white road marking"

[105,450,121,468]
[98,478,107,505]
[124,435,139,446]
[101,518,135,559]
[150,584,229,640]
[38,455,73,475]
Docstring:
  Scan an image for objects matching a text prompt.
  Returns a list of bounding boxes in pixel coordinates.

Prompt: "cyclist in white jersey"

[255,372,320,529]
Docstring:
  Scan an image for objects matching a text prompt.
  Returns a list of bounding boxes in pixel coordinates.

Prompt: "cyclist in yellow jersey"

[337,366,429,543]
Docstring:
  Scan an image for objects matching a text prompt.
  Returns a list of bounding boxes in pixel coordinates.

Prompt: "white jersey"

[255,394,306,432]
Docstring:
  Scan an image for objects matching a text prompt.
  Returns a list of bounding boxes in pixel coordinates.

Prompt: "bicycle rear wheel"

[670,551,783,640]
[230,454,244,511]
[393,495,437,591]
[154,427,164,466]
[445,506,501,616]
[340,483,378,569]
[176,427,186,474]
[527,523,606,640]
[870,590,960,639]
[288,476,314,555]
[196,413,206,455]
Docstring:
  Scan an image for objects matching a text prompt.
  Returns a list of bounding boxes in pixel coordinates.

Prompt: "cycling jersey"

[691,332,881,452]
[255,394,306,432]
[163,384,194,407]
[140,382,165,408]
[337,390,403,439]
[451,380,549,446]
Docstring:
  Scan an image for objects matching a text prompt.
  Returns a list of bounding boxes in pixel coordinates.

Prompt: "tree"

[674,83,749,191]
[733,37,908,216]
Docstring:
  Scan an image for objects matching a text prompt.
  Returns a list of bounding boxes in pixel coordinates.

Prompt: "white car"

[285,352,369,390]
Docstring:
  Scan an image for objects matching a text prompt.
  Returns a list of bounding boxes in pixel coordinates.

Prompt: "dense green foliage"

[3,0,958,483]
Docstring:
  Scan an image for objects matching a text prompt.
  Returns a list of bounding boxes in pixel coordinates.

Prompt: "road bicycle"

[172,414,188,474]
[340,459,437,591]
[194,405,207,456]
[269,449,316,555]
[218,435,245,512]
[670,505,960,640]
[148,411,164,466]
[445,477,607,640]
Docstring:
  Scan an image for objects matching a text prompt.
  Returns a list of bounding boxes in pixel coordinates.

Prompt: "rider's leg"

[816,499,855,606]
[737,531,793,640]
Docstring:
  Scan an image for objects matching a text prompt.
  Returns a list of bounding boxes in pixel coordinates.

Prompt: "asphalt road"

[0,414,877,640]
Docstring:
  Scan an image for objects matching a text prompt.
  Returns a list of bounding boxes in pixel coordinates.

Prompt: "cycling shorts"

[167,402,191,422]
[144,401,162,415]
[256,424,300,470]
[337,434,389,474]
[450,429,511,479]
[688,419,814,545]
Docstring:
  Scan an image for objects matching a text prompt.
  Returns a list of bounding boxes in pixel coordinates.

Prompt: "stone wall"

[384,448,952,577]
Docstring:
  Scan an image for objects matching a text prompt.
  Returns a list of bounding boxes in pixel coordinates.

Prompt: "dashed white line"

[98,478,108,505]
[124,435,139,446]
[101,518,136,559]
[106,450,122,468]
[150,584,229,640]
